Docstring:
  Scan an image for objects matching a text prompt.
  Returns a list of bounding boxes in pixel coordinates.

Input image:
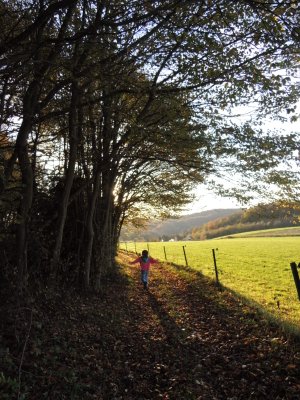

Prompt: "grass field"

[120,237,300,332]
[221,226,300,238]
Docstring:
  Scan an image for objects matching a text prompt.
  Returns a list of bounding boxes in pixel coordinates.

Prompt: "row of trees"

[1,0,300,293]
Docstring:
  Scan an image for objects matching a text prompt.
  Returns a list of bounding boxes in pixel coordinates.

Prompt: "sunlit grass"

[120,237,300,330]
[221,226,300,238]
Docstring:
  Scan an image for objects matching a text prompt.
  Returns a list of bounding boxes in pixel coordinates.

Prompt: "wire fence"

[119,239,300,328]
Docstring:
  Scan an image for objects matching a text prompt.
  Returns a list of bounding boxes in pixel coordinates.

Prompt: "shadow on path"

[146,290,185,345]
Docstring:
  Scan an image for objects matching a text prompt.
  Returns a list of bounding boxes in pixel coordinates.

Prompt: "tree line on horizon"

[190,201,300,240]
[0,1,300,294]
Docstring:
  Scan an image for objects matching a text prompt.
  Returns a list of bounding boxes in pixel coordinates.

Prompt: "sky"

[182,103,300,216]
[182,186,241,215]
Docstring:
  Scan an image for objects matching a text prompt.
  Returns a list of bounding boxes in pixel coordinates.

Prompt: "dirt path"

[117,254,300,400]
[1,253,300,399]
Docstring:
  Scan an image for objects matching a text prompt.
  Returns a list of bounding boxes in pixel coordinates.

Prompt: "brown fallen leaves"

[1,253,300,399]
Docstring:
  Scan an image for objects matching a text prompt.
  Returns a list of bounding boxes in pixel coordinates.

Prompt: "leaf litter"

[1,252,300,399]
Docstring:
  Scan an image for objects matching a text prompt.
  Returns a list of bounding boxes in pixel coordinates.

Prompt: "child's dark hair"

[142,250,148,257]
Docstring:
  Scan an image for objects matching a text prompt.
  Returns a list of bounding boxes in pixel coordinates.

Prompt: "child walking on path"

[129,250,159,289]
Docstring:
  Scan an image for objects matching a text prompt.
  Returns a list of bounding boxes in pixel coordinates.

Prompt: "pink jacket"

[130,256,158,271]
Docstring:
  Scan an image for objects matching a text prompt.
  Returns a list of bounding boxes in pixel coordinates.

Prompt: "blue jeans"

[141,270,149,284]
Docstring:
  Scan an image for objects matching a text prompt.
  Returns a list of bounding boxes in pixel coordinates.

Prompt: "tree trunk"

[83,169,101,290]
[94,192,114,292]
[15,79,41,292]
[16,137,33,292]
[51,81,79,277]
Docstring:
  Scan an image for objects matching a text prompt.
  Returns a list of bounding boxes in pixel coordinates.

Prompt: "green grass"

[120,237,300,330]
[220,226,300,238]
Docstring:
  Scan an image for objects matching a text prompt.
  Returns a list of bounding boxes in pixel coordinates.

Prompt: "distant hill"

[188,202,300,240]
[120,208,241,241]
[121,201,300,241]
[148,209,241,236]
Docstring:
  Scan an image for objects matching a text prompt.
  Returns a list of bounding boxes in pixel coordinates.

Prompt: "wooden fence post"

[163,246,167,261]
[290,262,300,300]
[212,248,220,288]
[182,245,188,267]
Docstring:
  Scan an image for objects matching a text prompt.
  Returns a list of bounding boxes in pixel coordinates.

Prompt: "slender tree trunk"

[83,169,101,289]
[16,134,33,291]
[112,206,123,256]
[51,81,79,276]
[93,89,119,290]
[15,79,41,291]
[94,186,115,291]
